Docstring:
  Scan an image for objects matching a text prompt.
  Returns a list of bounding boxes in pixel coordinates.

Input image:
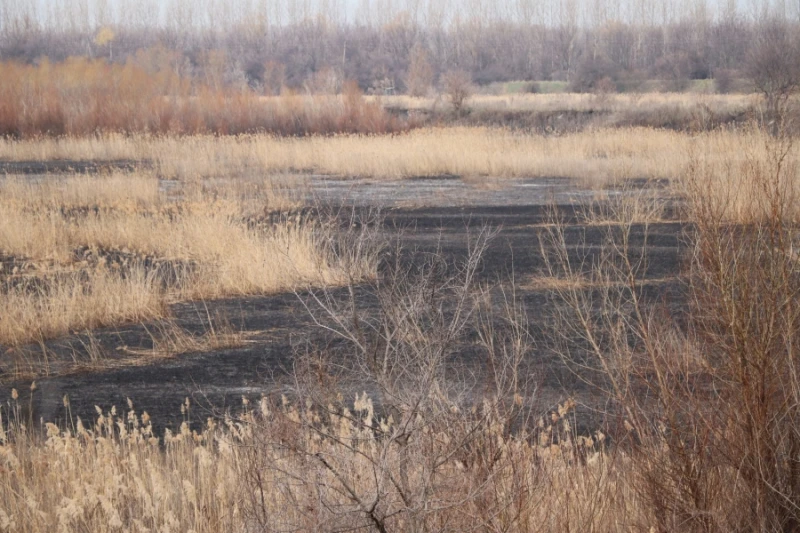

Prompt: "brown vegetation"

[0,56,769,139]
[0,59,402,137]
[3,125,799,531]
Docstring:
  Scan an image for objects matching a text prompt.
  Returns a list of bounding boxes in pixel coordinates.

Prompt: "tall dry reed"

[0,58,401,137]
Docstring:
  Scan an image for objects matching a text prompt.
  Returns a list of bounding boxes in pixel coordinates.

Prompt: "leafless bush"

[746,19,800,135]
[237,227,567,532]
[441,70,472,113]
[541,122,800,531]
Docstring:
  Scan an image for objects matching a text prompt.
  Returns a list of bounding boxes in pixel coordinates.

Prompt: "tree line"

[1,1,799,95]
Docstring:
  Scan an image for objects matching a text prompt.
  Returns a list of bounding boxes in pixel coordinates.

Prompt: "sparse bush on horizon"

[441,69,473,113]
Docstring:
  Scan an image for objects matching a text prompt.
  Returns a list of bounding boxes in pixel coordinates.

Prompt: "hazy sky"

[7,0,799,29]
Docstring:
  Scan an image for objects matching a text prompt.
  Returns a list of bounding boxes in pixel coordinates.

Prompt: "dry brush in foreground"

[0,232,633,533]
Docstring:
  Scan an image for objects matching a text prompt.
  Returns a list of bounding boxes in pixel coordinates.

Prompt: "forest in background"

[2,0,799,96]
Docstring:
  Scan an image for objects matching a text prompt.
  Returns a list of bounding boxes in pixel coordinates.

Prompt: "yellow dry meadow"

[1,118,798,532]
[0,172,365,347]
[2,126,790,184]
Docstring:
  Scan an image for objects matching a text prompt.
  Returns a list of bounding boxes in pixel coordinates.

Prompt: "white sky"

[5,0,799,30]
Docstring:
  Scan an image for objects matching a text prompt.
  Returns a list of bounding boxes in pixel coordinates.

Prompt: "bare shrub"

[441,69,472,113]
[746,20,800,134]
[541,122,800,531]
[238,227,558,531]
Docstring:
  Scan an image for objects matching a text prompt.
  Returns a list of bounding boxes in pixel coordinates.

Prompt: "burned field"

[2,123,799,532]
[4,3,800,528]
[0,169,684,431]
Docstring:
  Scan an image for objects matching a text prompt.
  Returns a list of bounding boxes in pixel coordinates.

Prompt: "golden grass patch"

[1,127,792,187]
[0,127,700,182]
[682,128,800,223]
[0,268,165,347]
[0,172,369,347]
[524,274,675,291]
[0,395,636,533]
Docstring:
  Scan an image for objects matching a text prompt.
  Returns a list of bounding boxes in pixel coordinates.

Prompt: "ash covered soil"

[0,175,685,431]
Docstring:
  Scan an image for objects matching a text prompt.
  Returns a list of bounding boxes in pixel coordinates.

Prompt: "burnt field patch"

[0,194,686,432]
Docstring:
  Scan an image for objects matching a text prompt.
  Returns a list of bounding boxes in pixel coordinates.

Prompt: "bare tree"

[405,42,434,97]
[540,124,800,531]
[441,69,472,113]
[746,19,800,133]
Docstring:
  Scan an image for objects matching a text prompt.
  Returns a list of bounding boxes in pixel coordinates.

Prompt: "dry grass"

[0,125,791,348]
[0,269,165,347]
[0,59,401,136]
[682,127,800,222]
[0,172,368,347]
[3,127,787,184]
[145,315,245,359]
[3,126,800,532]
[523,274,674,291]
[0,394,642,533]
[0,399,244,533]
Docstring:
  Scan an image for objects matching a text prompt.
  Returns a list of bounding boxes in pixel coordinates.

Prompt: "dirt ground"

[0,173,685,431]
